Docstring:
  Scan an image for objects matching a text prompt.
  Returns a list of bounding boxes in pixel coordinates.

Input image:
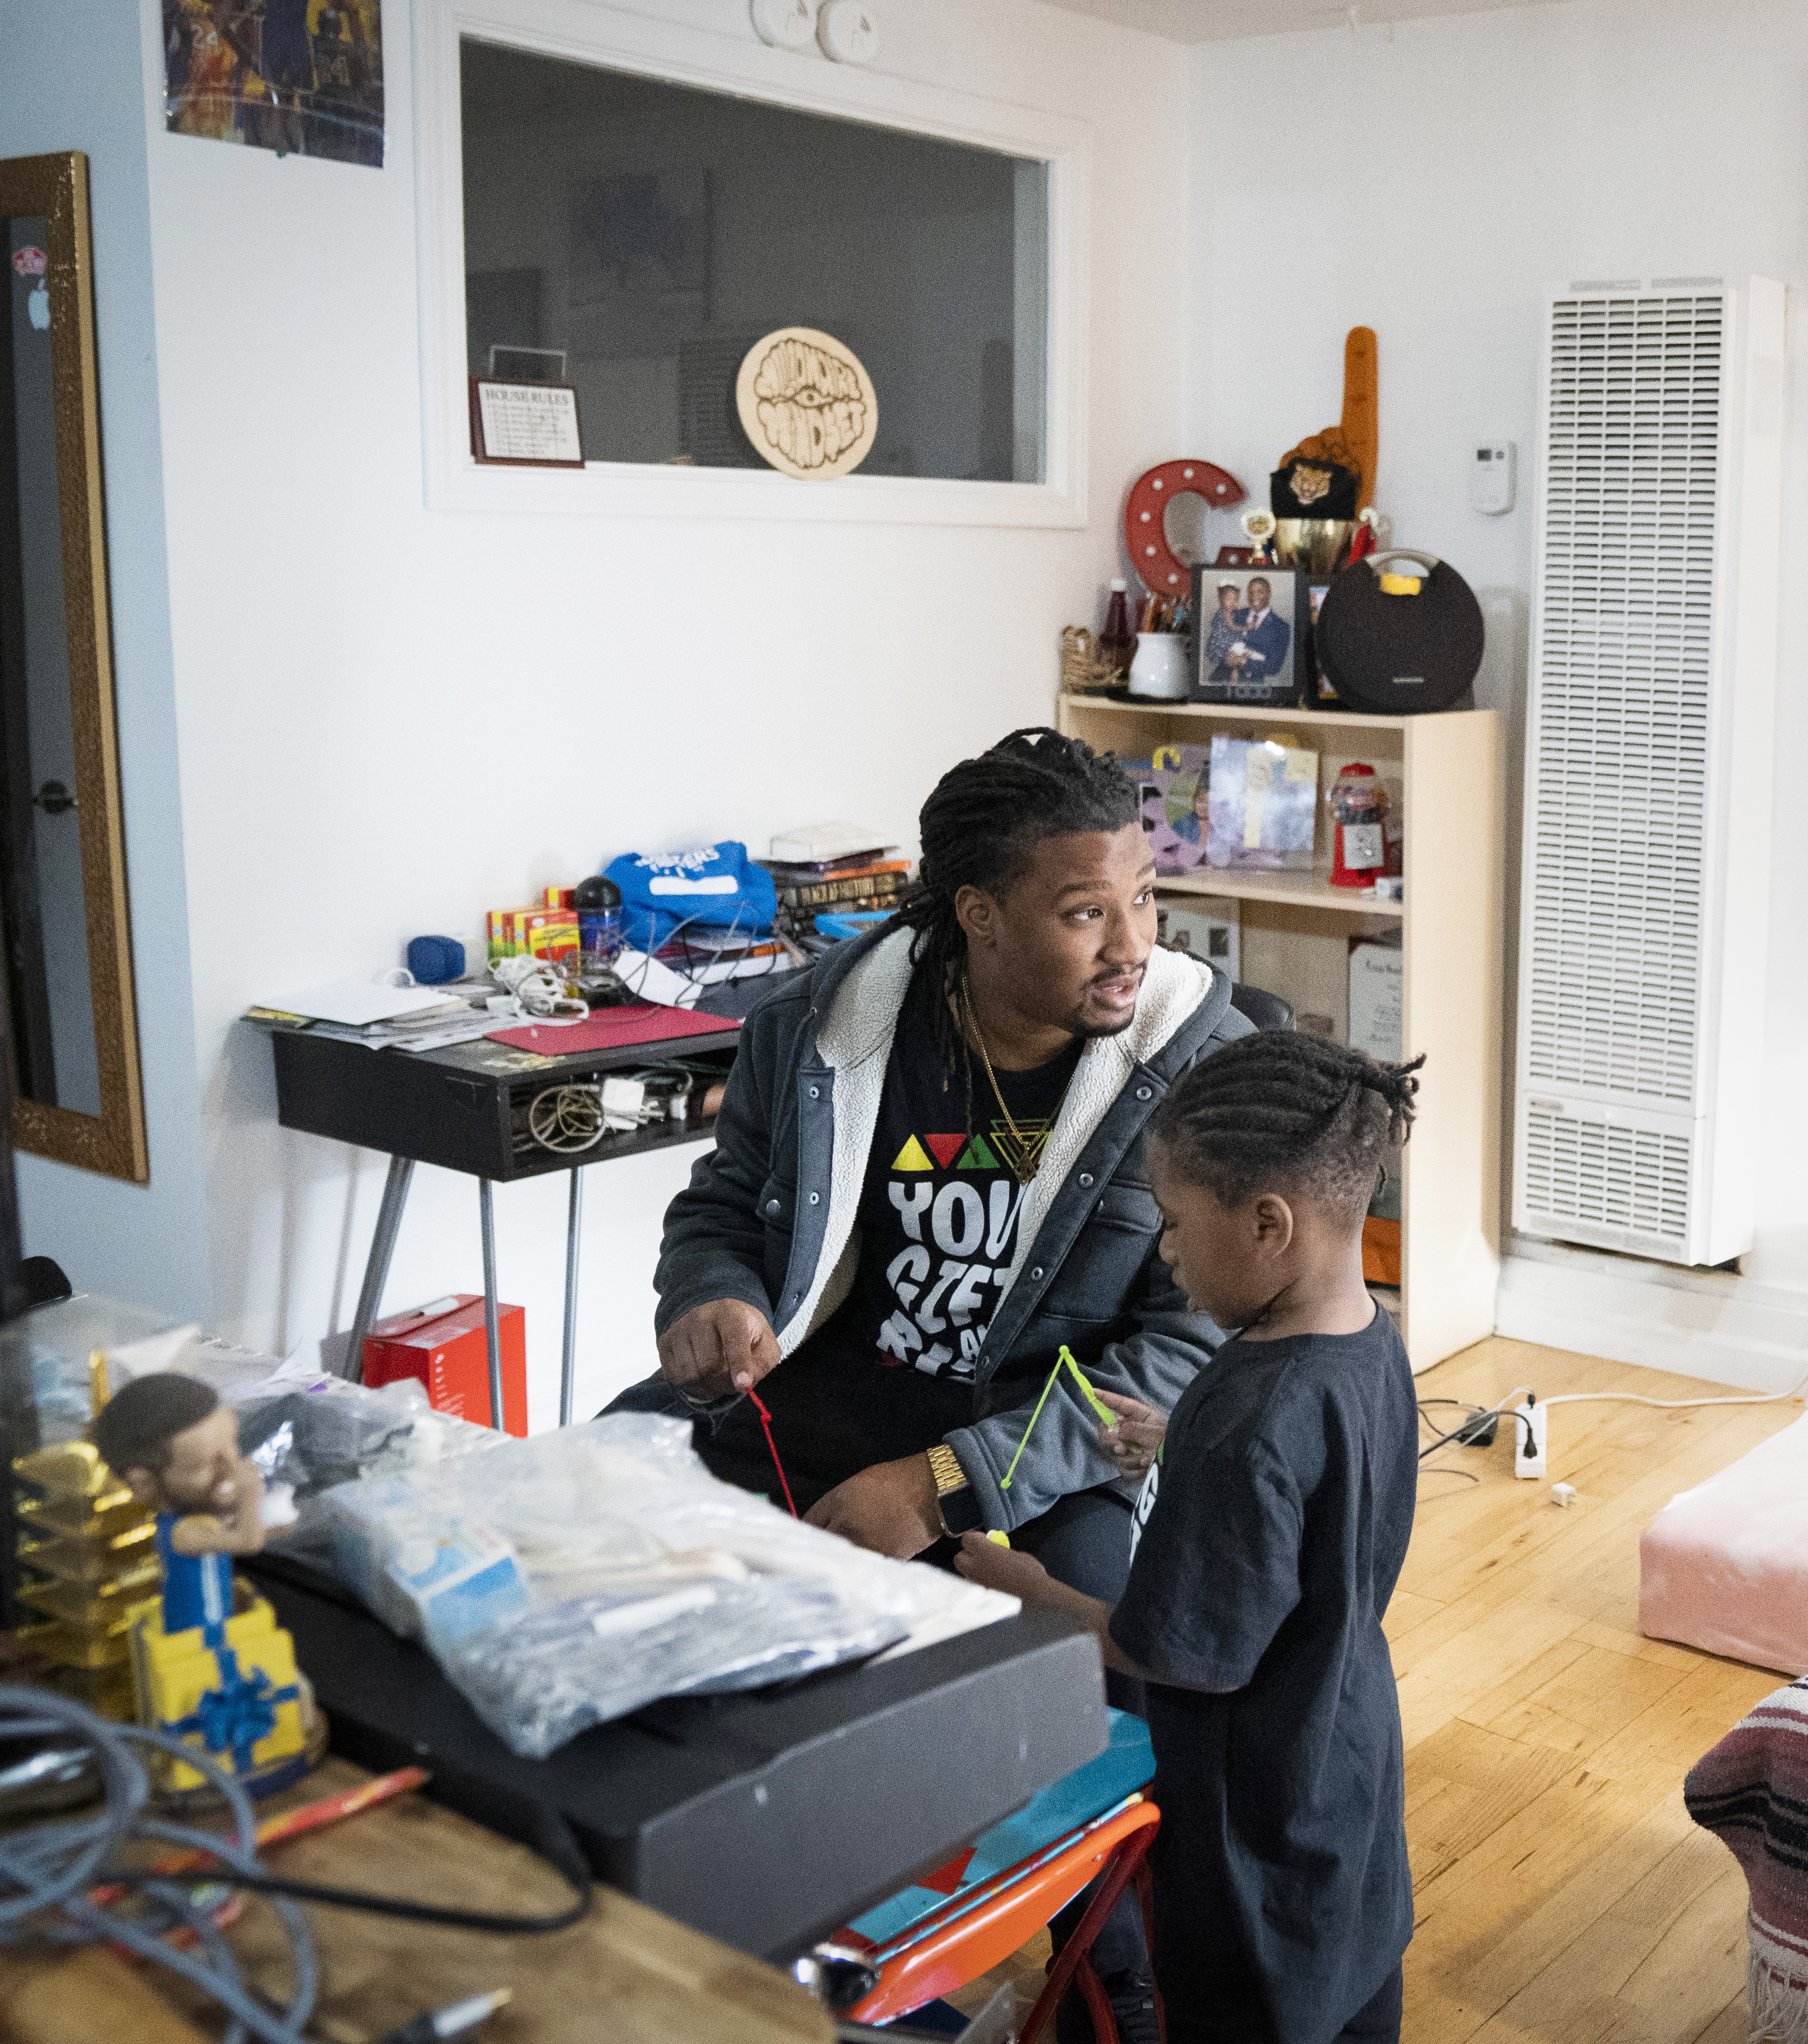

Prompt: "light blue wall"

[2,0,210,1319]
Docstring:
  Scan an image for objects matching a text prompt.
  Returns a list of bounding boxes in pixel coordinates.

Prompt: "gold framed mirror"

[0,152,146,1184]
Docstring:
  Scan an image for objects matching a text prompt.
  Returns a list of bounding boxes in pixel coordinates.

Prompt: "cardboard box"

[1160,897,1239,982]
[523,909,579,965]
[1362,1217,1401,1287]
[362,1293,527,1435]
[487,908,540,962]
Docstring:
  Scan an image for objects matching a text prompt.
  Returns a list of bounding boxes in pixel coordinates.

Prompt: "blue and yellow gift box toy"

[128,1517,312,1798]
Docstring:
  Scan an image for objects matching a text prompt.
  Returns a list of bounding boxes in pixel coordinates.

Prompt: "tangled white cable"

[491,955,586,1023]
[527,1085,607,1152]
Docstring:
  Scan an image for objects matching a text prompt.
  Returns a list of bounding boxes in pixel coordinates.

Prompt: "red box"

[362,1293,527,1436]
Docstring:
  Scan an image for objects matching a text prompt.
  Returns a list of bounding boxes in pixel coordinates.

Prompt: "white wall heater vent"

[1513,278,1783,1266]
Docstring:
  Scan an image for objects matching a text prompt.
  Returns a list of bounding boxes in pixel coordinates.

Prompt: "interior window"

[459,40,1049,481]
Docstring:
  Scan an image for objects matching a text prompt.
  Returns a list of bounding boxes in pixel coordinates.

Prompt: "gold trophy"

[1243,327,1381,576]
[1243,502,1381,576]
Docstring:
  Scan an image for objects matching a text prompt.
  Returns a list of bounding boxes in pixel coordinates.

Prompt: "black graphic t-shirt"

[696,963,1082,1512]
[1109,1306,1419,2038]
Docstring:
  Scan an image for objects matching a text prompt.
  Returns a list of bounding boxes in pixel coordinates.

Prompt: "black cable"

[1417,1400,1535,1461]
[1417,1461,1481,1486]
[92,1863,592,1935]
[1418,1398,1499,1451]
[97,1801,592,1936]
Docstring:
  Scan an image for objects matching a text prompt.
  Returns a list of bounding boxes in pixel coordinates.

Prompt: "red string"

[746,1385,799,1517]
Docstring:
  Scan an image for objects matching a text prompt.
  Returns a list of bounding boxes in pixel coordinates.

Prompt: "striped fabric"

[1686,1676,1808,2043]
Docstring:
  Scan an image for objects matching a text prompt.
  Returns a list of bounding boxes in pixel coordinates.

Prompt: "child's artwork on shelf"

[1205,736,1318,871]
[1125,743,1211,876]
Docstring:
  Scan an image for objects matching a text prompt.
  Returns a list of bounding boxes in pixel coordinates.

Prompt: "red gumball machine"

[1327,763,1391,888]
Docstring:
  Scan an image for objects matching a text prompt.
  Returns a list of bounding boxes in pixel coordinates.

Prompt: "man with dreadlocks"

[617,726,1251,2035]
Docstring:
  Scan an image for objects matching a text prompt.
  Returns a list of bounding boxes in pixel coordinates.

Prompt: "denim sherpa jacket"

[653,924,1252,1533]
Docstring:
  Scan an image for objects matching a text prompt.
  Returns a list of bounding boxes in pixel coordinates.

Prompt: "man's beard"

[1060,978,1143,1040]
[1065,1008,1139,1040]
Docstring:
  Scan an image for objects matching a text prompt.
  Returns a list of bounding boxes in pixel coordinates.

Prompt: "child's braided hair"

[893,727,1138,1079]
[1151,1029,1424,1226]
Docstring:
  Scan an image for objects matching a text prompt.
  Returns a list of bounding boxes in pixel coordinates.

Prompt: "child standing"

[958,1031,1423,2043]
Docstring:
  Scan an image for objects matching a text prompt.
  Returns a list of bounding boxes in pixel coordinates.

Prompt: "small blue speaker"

[407,935,467,985]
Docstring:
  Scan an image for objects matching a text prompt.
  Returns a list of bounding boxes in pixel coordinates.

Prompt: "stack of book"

[656,930,798,986]
[760,824,913,938]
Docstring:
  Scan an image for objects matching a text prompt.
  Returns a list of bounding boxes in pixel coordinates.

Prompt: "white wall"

[1186,0,1808,1373]
[68,0,1189,1421]
[41,0,1800,1410]
[3,0,212,1324]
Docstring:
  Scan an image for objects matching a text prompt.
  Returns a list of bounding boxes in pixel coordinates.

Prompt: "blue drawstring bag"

[605,841,777,953]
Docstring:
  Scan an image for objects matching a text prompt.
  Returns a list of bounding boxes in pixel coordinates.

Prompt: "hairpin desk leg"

[479,1177,503,1431]
[560,1166,584,1427]
[343,1155,415,1381]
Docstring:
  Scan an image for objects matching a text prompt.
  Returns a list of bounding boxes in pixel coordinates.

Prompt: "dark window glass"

[460,40,1048,480]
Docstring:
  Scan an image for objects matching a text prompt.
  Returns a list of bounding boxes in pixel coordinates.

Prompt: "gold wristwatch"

[928,1443,983,1536]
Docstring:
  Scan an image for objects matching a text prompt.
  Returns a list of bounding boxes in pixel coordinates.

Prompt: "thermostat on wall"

[1470,441,1516,514]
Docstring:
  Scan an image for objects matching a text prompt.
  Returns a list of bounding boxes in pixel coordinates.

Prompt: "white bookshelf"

[1058,695,1504,1372]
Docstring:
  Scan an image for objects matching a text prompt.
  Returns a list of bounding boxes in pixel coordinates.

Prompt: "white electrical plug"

[1551,1482,1577,1508]
[1514,1397,1548,1479]
[600,1076,645,1131]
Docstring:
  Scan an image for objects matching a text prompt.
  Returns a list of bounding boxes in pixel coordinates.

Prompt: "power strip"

[1513,1397,1548,1479]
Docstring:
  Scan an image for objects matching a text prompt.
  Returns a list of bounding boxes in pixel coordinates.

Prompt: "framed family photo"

[1189,563,1308,705]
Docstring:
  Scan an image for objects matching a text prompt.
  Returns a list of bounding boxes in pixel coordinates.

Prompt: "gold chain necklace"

[959,980,1075,1187]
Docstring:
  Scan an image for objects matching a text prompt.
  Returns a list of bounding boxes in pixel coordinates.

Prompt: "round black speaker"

[1314,550,1484,714]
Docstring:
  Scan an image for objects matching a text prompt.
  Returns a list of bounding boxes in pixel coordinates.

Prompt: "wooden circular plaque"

[735,327,879,481]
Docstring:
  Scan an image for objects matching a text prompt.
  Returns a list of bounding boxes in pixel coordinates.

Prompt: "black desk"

[268,1020,739,1424]
[248,1550,1108,1960]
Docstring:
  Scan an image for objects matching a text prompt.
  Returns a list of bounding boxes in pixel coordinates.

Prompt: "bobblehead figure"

[91,1373,312,1798]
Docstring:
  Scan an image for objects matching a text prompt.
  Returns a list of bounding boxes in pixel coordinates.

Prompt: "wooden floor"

[949,1335,1802,2042]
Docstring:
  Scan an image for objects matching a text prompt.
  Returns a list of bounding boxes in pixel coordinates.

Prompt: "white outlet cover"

[751,0,817,50]
[817,0,879,63]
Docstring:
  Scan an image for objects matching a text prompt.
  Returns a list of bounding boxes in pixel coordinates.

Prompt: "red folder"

[485,1001,737,1056]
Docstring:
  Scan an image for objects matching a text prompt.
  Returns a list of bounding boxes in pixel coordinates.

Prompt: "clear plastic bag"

[442,1575,900,1759]
[241,1375,506,1576]
[8,1293,195,1447]
[237,1375,501,1495]
[315,1414,1017,1758]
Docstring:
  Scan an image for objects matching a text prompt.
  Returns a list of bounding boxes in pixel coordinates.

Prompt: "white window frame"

[414,0,1090,527]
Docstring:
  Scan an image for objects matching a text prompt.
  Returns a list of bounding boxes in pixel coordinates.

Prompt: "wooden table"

[0,1758,834,2044]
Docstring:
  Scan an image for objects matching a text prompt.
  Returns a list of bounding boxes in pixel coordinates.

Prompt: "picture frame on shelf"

[1189,563,1308,705]
[468,377,585,468]
[1306,578,1341,704]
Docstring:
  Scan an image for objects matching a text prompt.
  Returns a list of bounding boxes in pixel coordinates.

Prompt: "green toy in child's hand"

[1061,1346,1120,1430]
[1000,1347,1119,1492]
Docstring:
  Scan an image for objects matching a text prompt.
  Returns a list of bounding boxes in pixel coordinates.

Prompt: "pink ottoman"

[1639,1410,1808,1675]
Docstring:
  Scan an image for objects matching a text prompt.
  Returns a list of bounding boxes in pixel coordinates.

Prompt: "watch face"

[939,1483,985,1537]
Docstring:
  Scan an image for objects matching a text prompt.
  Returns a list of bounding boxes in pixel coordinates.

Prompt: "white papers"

[379,1015,504,1054]
[266,980,468,1028]
[1349,943,1404,1061]
[613,950,703,1009]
